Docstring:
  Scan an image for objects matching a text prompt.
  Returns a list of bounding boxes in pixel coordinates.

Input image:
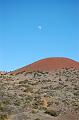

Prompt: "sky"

[0,0,79,71]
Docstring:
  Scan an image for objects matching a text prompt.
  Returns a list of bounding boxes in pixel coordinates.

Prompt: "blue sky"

[0,0,79,71]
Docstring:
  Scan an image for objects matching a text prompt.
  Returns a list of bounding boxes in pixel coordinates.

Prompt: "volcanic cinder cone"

[10,57,79,75]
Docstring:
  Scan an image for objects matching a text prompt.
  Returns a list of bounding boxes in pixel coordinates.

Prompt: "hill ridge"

[10,57,79,75]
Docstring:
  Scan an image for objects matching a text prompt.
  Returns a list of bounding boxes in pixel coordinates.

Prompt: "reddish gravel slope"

[10,57,79,75]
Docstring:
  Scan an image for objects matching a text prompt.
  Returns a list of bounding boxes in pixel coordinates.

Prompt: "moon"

[38,25,42,30]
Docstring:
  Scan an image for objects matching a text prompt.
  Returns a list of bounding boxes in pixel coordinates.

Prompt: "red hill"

[10,57,79,75]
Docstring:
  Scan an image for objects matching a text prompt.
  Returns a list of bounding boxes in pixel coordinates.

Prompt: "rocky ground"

[0,68,79,120]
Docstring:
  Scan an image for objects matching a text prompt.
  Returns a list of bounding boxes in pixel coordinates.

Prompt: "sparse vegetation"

[0,68,79,119]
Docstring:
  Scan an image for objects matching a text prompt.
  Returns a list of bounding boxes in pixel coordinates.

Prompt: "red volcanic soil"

[10,57,79,75]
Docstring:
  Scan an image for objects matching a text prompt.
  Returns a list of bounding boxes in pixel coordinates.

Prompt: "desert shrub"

[25,96,33,104]
[0,75,2,78]
[19,79,28,84]
[31,109,38,114]
[59,78,62,81]
[74,91,79,96]
[72,101,79,111]
[14,100,20,106]
[32,96,43,109]
[34,72,41,78]
[0,102,4,111]
[0,114,8,120]
[23,86,33,93]
[34,118,40,120]
[32,103,38,109]
[45,109,59,117]
[2,100,9,105]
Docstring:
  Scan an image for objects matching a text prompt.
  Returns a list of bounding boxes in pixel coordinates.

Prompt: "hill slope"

[10,57,79,75]
[0,68,79,120]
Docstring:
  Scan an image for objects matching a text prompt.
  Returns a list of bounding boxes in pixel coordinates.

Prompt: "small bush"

[34,118,40,120]
[14,100,20,106]
[19,80,28,84]
[31,109,38,114]
[45,109,59,117]
[0,102,4,111]
[0,114,8,120]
